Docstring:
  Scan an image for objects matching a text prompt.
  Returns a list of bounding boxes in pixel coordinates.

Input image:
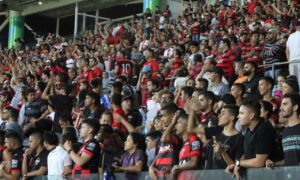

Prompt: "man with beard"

[243,62,261,101]
[266,93,300,167]
[0,132,24,179]
[197,91,218,127]
[260,28,286,78]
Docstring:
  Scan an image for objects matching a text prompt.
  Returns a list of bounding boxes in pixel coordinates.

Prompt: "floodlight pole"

[56,18,60,37]
[74,1,79,41]
[94,10,99,34]
[82,13,86,32]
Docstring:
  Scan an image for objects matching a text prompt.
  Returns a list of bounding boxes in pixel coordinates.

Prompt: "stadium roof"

[3,0,142,18]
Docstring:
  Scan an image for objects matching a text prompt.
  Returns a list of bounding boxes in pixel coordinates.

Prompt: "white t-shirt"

[286,31,300,61]
[47,146,72,177]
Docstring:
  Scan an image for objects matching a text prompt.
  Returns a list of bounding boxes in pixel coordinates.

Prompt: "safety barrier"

[24,166,300,180]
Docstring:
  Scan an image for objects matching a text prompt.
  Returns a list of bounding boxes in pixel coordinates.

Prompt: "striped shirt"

[260,41,286,71]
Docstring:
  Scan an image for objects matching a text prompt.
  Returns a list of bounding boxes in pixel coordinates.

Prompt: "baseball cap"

[142,65,152,73]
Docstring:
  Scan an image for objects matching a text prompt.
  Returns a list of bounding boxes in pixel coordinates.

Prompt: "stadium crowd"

[0,0,300,179]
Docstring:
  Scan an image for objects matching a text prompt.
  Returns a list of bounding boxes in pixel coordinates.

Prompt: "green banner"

[149,0,160,12]
[8,11,24,49]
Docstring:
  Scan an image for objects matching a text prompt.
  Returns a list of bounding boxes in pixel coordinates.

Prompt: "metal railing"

[261,60,300,78]
[22,166,300,180]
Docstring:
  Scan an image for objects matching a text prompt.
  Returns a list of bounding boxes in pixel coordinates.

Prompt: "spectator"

[149,103,180,180]
[266,93,300,167]
[243,62,261,101]
[286,19,300,82]
[0,131,23,179]
[22,130,48,178]
[261,28,286,78]
[44,131,72,177]
[227,101,278,179]
[82,92,103,120]
[258,77,280,123]
[230,83,246,106]
[189,104,243,169]
[209,67,229,97]
[63,119,100,177]
[145,131,161,167]
[5,107,24,140]
[170,113,202,179]
[114,132,146,180]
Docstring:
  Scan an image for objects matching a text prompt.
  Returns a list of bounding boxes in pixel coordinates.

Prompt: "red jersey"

[112,107,127,134]
[73,138,100,175]
[115,58,134,77]
[179,134,202,165]
[216,49,236,78]
[92,66,102,78]
[144,59,159,73]
[80,70,94,83]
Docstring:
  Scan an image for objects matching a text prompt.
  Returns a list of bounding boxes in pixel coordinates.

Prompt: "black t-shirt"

[49,95,73,133]
[126,110,142,128]
[282,123,300,166]
[49,95,73,121]
[205,126,244,169]
[11,146,25,173]
[83,106,103,120]
[28,149,49,175]
[243,120,274,160]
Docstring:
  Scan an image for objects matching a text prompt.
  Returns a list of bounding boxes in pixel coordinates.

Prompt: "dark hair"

[61,131,77,145]
[148,79,160,89]
[259,76,275,90]
[8,107,19,121]
[90,78,102,89]
[42,69,50,78]
[161,103,178,114]
[59,113,73,125]
[25,88,36,96]
[220,94,236,105]
[283,93,300,115]
[111,93,123,106]
[37,81,46,92]
[199,91,217,105]
[86,91,100,106]
[0,130,5,145]
[245,61,258,71]
[284,76,299,93]
[146,131,161,140]
[112,81,123,94]
[193,54,203,63]
[129,132,146,151]
[241,100,261,119]
[223,104,239,123]
[82,119,100,136]
[259,101,273,119]
[146,48,154,56]
[221,38,231,48]
[5,131,22,145]
[29,130,44,143]
[232,83,246,96]
[43,131,59,146]
[181,86,194,97]
[197,78,209,90]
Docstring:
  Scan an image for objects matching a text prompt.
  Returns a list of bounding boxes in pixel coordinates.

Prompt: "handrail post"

[271,64,275,79]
